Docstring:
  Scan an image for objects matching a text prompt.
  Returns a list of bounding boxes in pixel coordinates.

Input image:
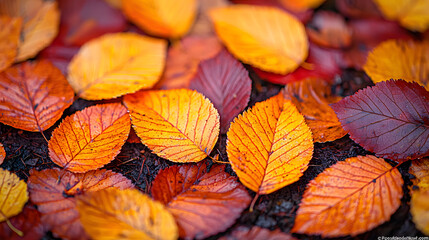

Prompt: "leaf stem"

[0,210,23,237]
[249,193,259,212]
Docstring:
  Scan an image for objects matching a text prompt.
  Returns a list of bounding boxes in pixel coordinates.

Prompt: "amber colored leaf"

[0,60,74,132]
[0,206,44,240]
[410,158,429,191]
[364,40,429,90]
[67,33,167,100]
[0,0,60,62]
[28,168,133,240]
[374,0,429,32]
[279,0,325,12]
[0,143,4,165]
[292,155,403,237]
[49,103,130,172]
[78,188,178,240]
[227,92,313,194]
[152,163,251,239]
[332,80,429,160]
[282,78,347,142]
[0,16,21,72]
[122,0,197,38]
[0,169,28,221]
[124,89,220,163]
[189,50,251,134]
[209,5,308,74]
[221,226,296,240]
[411,190,429,235]
[155,35,223,90]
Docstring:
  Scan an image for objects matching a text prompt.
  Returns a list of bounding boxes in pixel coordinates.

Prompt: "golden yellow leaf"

[280,0,326,12]
[373,0,429,32]
[226,92,313,194]
[122,0,197,38]
[68,33,167,100]
[124,89,220,163]
[209,5,308,74]
[364,39,429,90]
[0,169,28,221]
[282,78,347,142]
[411,190,429,235]
[77,188,178,240]
[0,16,21,72]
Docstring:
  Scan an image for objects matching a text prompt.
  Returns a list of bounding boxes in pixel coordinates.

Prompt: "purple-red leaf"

[190,50,251,133]
[332,80,429,160]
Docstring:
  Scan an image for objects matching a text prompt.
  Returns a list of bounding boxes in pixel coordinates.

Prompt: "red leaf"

[190,50,251,133]
[332,80,429,160]
[336,0,383,19]
[0,206,44,240]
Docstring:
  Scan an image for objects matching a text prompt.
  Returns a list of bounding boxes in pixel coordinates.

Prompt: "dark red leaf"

[221,226,296,240]
[0,206,44,240]
[332,80,429,160]
[190,50,251,133]
[336,0,383,19]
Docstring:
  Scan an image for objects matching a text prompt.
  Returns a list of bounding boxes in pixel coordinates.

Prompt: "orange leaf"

[122,0,197,38]
[0,60,74,132]
[0,16,21,72]
[364,39,429,90]
[0,143,4,165]
[48,103,130,173]
[67,33,167,100]
[0,0,60,62]
[28,168,133,240]
[226,92,313,194]
[410,158,429,235]
[282,78,347,142]
[292,155,403,237]
[209,5,308,74]
[221,226,296,240]
[0,206,44,240]
[0,168,28,221]
[124,89,220,163]
[151,163,251,239]
[279,0,325,12]
[78,188,178,240]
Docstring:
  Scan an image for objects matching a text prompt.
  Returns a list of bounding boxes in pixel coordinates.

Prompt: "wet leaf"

[67,33,167,100]
[122,0,197,38]
[0,60,74,132]
[151,163,251,239]
[279,0,325,12]
[221,226,296,240]
[0,16,21,72]
[190,50,252,134]
[332,80,429,160]
[124,89,220,163]
[364,40,429,90]
[78,188,178,240]
[49,103,130,173]
[0,143,4,165]
[374,0,429,32]
[227,92,313,194]
[0,206,44,240]
[0,169,28,221]
[28,168,133,240]
[282,78,347,142]
[209,5,308,74]
[292,155,403,237]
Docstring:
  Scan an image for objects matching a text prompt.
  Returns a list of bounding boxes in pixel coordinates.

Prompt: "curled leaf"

[0,16,21,72]
[0,169,28,222]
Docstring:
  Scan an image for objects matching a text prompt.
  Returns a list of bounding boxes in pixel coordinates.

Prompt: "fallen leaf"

[374,0,429,32]
[124,89,220,163]
[122,0,197,38]
[282,78,347,142]
[410,158,429,191]
[27,168,133,240]
[49,103,130,173]
[411,190,429,235]
[78,188,178,240]
[364,40,429,90]
[279,0,325,12]
[292,155,403,237]
[227,92,313,194]
[0,206,44,240]
[0,16,21,72]
[188,0,230,36]
[0,143,4,165]
[336,0,383,19]
[155,35,223,90]
[332,80,429,160]
[209,5,308,74]
[0,60,74,132]
[189,50,252,134]
[152,163,251,239]
[67,33,167,100]
[0,168,28,221]
[221,226,296,240]
[306,11,352,49]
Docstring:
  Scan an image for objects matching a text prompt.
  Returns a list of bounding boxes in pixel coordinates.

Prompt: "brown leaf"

[221,226,296,240]
[0,206,44,240]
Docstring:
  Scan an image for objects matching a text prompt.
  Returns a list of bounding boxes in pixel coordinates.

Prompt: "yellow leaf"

[411,190,429,235]
[77,188,178,240]
[122,0,197,38]
[209,5,308,74]
[226,92,313,194]
[68,33,167,100]
[364,39,429,90]
[0,169,28,221]
[124,89,220,163]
